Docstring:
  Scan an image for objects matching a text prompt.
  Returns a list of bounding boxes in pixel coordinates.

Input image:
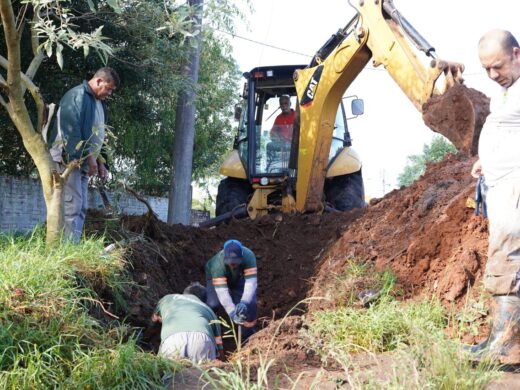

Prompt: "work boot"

[465,295,520,365]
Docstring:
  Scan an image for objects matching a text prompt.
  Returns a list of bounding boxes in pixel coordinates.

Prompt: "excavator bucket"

[422,62,490,156]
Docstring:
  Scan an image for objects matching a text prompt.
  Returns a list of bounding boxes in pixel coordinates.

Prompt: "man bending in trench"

[205,239,257,341]
[152,282,224,364]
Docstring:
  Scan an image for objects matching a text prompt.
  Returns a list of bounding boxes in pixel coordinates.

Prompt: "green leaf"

[106,0,122,14]
[75,141,84,151]
[87,0,96,12]
[56,44,64,69]
[45,41,53,58]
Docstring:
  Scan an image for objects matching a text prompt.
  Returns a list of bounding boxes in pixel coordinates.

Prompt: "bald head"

[479,29,519,54]
[479,29,520,88]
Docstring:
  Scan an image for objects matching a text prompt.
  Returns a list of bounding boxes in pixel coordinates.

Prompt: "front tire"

[216,178,252,216]
[324,170,366,211]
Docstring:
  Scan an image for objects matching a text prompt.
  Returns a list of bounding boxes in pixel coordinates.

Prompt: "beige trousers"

[484,179,520,295]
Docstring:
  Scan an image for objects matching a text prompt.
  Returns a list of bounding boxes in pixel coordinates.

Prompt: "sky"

[227,0,519,197]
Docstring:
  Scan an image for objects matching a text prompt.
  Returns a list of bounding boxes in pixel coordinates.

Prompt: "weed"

[0,231,179,388]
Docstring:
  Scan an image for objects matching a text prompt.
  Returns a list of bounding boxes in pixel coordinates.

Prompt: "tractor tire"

[324,170,366,211]
[216,178,252,216]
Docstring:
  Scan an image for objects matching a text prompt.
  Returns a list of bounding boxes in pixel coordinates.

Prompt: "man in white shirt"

[468,29,520,365]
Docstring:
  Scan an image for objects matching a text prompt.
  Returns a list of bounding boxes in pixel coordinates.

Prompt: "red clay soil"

[309,153,488,310]
[422,84,490,155]
[86,153,488,352]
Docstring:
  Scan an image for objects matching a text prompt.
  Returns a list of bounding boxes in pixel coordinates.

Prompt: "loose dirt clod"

[422,84,490,155]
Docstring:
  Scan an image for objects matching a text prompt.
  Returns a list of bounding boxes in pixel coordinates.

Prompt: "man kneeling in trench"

[152,282,224,364]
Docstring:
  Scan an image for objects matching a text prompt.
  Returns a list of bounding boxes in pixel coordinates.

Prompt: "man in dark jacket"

[49,67,119,242]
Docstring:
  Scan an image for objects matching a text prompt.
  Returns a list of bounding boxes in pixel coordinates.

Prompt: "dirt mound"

[310,153,488,310]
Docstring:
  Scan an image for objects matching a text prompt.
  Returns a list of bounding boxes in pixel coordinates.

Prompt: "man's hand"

[97,161,108,182]
[87,155,98,177]
[151,313,162,323]
[230,310,244,325]
[471,159,482,178]
[235,302,248,317]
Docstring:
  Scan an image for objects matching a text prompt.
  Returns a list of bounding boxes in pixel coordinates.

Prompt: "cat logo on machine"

[300,65,324,108]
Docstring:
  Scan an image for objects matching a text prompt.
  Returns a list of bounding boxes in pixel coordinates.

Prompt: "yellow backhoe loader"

[203,0,487,226]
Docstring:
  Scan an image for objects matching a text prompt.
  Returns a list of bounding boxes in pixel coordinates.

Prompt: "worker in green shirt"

[205,239,257,340]
[152,282,224,364]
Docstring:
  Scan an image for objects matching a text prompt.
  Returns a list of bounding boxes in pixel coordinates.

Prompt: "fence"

[0,174,209,233]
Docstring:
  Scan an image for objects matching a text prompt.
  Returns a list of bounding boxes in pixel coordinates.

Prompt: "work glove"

[230,309,245,325]
[235,301,248,318]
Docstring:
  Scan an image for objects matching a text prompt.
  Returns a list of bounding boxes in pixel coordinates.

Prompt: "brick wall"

[0,175,209,233]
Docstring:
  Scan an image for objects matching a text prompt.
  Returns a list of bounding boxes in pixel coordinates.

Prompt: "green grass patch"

[309,297,446,353]
[326,259,397,308]
[305,264,501,389]
[0,231,179,388]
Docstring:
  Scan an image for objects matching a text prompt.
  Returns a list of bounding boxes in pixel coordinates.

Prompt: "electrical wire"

[211,27,313,58]
[209,26,486,76]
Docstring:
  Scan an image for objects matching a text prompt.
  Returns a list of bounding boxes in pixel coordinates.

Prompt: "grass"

[304,262,501,389]
[0,230,179,389]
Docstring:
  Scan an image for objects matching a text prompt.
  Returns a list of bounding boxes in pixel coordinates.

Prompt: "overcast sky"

[227,0,518,197]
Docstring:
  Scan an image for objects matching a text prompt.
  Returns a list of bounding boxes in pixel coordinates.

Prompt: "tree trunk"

[17,120,65,245]
[0,0,65,245]
[167,0,203,225]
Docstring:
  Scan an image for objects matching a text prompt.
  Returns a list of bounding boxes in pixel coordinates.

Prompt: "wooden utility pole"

[167,0,203,225]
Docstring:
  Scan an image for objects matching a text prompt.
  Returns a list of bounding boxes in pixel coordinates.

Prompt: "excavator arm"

[293,0,486,213]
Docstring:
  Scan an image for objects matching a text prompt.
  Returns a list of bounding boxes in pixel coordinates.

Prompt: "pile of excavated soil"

[85,153,488,352]
[310,153,488,310]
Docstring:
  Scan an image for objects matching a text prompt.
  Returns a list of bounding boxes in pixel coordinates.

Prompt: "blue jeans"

[63,169,89,243]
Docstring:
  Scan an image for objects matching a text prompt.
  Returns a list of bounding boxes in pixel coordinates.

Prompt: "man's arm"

[213,278,236,315]
[241,276,257,304]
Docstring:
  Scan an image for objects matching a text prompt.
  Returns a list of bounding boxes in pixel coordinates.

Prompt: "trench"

[86,211,360,353]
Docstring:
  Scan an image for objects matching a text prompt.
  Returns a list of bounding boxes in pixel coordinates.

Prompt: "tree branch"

[60,160,81,181]
[120,180,159,219]
[0,55,46,132]
[25,7,45,83]
[15,3,28,35]
[0,0,23,103]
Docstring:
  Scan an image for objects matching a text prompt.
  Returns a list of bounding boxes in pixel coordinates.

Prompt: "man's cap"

[223,239,244,265]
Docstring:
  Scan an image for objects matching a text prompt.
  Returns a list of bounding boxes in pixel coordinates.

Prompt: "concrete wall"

[0,175,209,233]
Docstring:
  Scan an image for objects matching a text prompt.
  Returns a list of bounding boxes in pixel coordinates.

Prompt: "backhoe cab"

[216,65,365,219]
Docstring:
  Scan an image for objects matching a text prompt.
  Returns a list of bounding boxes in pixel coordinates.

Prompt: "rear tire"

[216,178,252,216]
[324,170,366,211]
